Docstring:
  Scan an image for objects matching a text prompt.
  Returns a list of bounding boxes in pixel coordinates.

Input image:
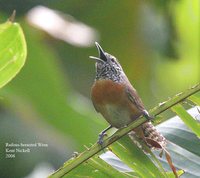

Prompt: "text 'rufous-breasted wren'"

[90,42,166,149]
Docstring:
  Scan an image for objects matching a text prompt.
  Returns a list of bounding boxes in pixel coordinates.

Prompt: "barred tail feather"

[129,122,178,178]
[131,121,167,150]
[141,121,167,149]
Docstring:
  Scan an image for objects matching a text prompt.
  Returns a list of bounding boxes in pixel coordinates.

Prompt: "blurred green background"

[0,0,199,178]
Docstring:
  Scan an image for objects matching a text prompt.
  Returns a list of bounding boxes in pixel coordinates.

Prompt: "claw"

[98,132,107,145]
[97,125,112,145]
[143,110,154,121]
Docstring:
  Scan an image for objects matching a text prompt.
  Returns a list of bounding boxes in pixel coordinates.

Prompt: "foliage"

[0,15,26,89]
[0,0,199,178]
[49,84,200,178]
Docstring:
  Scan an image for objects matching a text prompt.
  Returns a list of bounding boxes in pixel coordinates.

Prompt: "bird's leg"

[98,125,112,145]
[143,110,154,121]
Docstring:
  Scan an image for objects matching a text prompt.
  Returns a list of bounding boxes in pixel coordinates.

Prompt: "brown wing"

[125,86,145,112]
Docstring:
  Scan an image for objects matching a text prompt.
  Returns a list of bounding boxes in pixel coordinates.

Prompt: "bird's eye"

[111,58,115,62]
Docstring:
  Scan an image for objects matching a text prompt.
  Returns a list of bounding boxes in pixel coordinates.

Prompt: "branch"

[49,83,200,178]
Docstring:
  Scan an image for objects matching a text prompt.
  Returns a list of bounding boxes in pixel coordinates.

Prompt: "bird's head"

[90,42,123,81]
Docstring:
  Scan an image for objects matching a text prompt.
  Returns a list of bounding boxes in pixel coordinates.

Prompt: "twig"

[8,10,16,22]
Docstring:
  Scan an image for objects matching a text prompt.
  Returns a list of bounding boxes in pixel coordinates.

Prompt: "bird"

[90,42,166,150]
[90,42,178,177]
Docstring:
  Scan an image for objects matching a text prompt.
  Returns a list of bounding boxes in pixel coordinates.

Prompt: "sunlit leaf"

[189,94,200,106]
[0,20,27,88]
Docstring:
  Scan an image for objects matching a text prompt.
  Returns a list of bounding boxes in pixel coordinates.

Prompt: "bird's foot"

[97,125,112,145]
[98,132,107,145]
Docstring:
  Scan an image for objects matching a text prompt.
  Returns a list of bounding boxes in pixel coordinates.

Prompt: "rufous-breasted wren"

[89,42,179,177]
[90,42,166,150]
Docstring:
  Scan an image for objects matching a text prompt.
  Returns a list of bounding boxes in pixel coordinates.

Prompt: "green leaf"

[0,20,27,88]
[189,94,200,106]
[109,135,167,178]
[63,159,112,178]
[171,104,200,138]
[63,156,134,178]
[89,156,134,178]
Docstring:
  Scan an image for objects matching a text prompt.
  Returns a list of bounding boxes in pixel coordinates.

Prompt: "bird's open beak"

[89,42,107,62]
[95,42,107,61]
